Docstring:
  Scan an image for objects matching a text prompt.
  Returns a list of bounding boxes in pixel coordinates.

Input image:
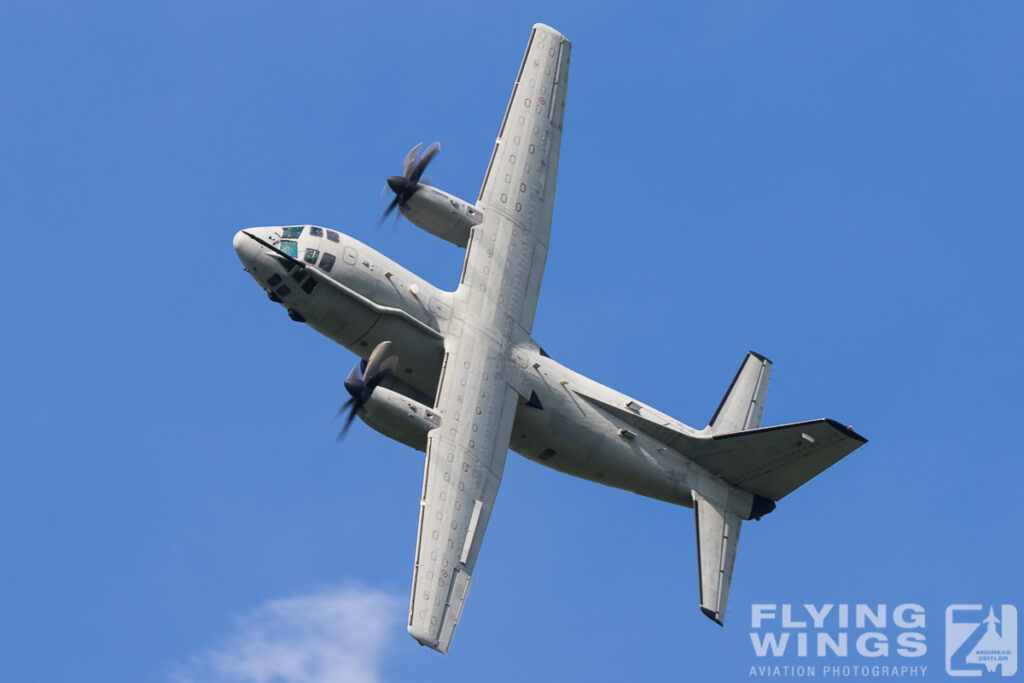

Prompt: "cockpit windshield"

[274,225,339,262]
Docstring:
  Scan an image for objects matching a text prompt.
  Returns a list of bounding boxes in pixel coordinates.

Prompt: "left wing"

[407,342,521,652]
[407,24,572,653]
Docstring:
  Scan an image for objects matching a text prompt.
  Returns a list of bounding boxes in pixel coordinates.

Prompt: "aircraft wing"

[407,24,572,653]
[406,343,522,653]
[475,23,571,333]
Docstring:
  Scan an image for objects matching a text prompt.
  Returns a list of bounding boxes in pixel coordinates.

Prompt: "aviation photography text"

[748,603,928,679]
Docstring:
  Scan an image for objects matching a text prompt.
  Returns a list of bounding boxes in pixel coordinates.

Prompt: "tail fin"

[689,352,867,628]
[709,351,771,435]
[693,491,742,625]
[700,350,867,501]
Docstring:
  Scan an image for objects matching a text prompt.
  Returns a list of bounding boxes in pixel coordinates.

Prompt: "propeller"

[380,142,440,224]
[336,341,399,441]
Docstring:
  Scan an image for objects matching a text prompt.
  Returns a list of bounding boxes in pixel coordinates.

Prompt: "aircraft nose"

[233,229,259,266]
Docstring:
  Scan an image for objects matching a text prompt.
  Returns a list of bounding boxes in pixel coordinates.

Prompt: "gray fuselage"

[234,225,712,508]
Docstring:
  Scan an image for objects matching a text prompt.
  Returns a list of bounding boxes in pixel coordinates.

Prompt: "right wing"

[475,23,571,333]
[407,25,572,654]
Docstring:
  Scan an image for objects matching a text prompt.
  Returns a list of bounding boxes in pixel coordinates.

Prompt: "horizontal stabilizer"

[701,419,867,501]
[709,351,772,435]
[571,385,866,502]
[693,491,742,625]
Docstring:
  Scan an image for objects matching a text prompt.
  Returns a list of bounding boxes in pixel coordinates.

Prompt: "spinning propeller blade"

[336,341,399,442]
[379,142,441,224]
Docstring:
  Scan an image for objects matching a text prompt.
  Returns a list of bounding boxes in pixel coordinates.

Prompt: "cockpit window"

[309,226,323,237]
[281,226,303,238]
[280,240,298,257]
[320,252,336,272]
[326,230,340,243]
[304,248,320,264]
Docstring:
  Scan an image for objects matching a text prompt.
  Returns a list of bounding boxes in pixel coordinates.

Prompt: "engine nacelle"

[359,385,440,451]
[400,184,482,247]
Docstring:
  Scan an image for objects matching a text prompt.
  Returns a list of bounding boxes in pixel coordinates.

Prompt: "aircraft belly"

[509,391,696,507]
[282,279,699,506]
[301,291,379,346]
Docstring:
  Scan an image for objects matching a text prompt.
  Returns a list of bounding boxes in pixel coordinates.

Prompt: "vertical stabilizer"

[709,351,772,435]
[693,491,742,625]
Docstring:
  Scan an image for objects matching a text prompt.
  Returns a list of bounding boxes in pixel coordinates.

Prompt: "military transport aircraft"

[232,23,867,654]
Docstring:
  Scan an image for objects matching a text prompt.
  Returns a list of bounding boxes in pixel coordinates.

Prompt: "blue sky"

[2,2,1022,681]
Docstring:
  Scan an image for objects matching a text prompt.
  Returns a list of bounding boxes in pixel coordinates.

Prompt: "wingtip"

[701,606,725,626]
[407,624,448,654]
[532,23,569,42]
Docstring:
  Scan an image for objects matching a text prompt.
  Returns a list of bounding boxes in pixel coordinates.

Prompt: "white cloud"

[173,585,405,683]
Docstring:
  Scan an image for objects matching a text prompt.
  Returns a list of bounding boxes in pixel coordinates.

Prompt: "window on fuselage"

[309,226,323,237]
[267,273,282,287]
[304,248,319,264]
[320,253,336,273]
[280,240,298,257]
[281,226,303,238]
[326,230,340,243]
[301,277,317,294]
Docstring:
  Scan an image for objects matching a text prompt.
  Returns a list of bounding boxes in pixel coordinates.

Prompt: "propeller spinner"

[380,142,440,224]
[337,341,399,441]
